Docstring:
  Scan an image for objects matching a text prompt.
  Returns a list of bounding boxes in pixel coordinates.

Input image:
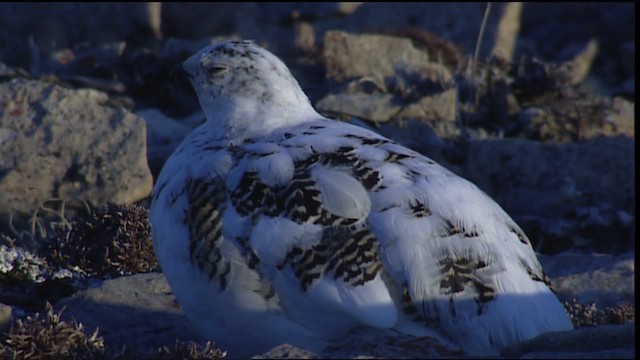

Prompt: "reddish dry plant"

[46,203,159,278]
[564,299,635,328]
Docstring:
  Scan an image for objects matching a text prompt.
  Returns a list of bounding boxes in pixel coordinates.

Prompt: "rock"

[0,4,632,100]
[55,272,462,359]
[540,252,634,308]
[457,137,634,255]
[254,332,463,359]
[61,268,639,360]
[322,31,453,89]
[0,61,28,77]
[47,260,633,359]
[518,349,634,359]
[0,303,11,331]
[323,31,433,84]
[55,272,204,357]
[293,22,316,54]
[381,121,464,165]
[509,58,631,143]
[320,332,463,359]
[461,137,634,241]
[397,88,457,122]
[316,89,456,129]
[316,93,399,123]
[256,324,636,359]
[318,31,456,124]
[0,3,161,72]
[564,39,599,85]
[519,97,633,143]
[517,3,634,98]
[137,108,201,177]
[253,344,318,359]
[501,323,635,358]
[0,79,153,225]
[607,97,635,138]
[490,2,523,61]
[327,3,513,58]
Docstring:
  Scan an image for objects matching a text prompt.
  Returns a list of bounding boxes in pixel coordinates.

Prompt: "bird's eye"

[207,64,228,77]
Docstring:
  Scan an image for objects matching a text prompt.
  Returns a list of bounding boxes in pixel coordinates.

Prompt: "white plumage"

[150,40,573,358]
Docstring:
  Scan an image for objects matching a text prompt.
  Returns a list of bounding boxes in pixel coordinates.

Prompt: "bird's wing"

[258,119,571,352]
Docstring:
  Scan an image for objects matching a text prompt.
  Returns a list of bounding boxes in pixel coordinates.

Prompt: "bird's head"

[179,40,318,140]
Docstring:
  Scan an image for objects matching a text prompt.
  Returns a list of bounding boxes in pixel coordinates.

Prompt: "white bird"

[150,40,573,358]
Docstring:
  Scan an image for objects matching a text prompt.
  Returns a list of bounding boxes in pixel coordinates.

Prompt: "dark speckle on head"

[181,40,318,140]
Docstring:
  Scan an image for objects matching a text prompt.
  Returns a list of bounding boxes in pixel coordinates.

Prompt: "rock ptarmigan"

[150,40,573,358]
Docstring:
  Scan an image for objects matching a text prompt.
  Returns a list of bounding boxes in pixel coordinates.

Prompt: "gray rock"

[317,31,456,124]
[323,3,513,58]
[254,331,464,359]
[0,4,632,99]
[490,2,524,61]
[0,303,11,331]
[540,251,634,308]
[516,3,634,98]
[317,89,457,125]
[137,108,203,177]
[253,343,318,359]
[0,79,153,224]
[459,136,634,254]
[254,324,635,359]
[0,3,161,73]
[323,31,434,83]
[564,39,600,85]
[608,97,635,138]
[51,270,633,359]
[501,323,635,358]
[56,273,458,359]
[518,349,634,359]
[461,136,634,222]
[397,88,457,122]
[316,93,400,123]
[55,272,204,357]
[319,332,463,359]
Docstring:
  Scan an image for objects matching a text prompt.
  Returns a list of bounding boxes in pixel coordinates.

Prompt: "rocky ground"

[0,3,635,359]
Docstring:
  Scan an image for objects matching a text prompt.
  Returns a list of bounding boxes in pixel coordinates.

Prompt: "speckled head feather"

[182,40,319,140]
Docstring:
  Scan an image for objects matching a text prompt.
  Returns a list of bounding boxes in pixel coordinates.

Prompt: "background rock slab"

[0,79,153,224]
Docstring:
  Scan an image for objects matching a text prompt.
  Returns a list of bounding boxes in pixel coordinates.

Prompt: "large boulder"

[0,79,153,226]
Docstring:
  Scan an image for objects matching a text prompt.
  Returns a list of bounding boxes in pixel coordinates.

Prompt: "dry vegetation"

[1,202,229,359]
[45,203,159,278]
[0,303,226,359]
[564,299,635,328]
[0,303,106,360]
